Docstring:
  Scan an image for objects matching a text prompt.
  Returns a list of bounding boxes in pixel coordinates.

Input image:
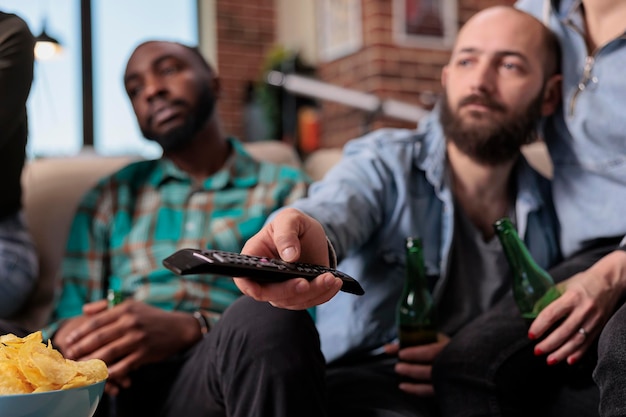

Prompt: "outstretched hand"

[235,208,343,309]
[529,250,626,365]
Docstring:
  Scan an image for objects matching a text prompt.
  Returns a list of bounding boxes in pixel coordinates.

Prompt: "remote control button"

[192,252,214,263]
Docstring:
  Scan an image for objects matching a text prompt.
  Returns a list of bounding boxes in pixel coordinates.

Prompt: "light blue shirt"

[516,0,626,256]
[291,111,561,363]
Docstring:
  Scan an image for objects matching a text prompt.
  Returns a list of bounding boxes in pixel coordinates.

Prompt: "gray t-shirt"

[437,202,512,336]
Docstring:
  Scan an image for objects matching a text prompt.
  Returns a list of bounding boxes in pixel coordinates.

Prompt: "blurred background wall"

[0,0,514,159]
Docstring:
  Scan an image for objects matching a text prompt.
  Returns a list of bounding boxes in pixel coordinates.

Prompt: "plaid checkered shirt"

[43,138,310,337]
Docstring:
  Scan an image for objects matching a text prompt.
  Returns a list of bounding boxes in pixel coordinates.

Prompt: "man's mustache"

[147,99,186,126]
[459,94,506,112]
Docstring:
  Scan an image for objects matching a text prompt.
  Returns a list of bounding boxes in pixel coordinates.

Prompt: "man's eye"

[160,65,178,76]
[502,62,520,71]
[127,86,141,98]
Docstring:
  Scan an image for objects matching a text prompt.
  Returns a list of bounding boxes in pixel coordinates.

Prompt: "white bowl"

[0,380,105,417]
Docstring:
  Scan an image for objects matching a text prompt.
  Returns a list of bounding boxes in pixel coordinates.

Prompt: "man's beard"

[439,90,543,166]
[143,85,215,152]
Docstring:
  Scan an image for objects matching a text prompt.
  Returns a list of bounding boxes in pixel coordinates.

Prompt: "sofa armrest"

[13,155,135,330]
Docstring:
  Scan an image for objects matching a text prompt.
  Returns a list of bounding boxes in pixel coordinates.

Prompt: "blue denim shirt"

[291,112,561,363]
[516,0,626,256]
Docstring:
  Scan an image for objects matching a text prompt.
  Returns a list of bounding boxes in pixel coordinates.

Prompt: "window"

[0,0,197,159]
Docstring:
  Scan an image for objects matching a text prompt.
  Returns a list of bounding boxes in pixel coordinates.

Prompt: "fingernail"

[281,246,296,261]
[534,346,543,356]
[528,331,536,340]
[567,356,578,365]
[547,357,558,366]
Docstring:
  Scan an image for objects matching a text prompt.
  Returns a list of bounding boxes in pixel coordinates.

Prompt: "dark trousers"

[142,297,435,417]
[0,297,327,417]
[326,354,438,417]
[432,241,622,417]
[594,286,626,417]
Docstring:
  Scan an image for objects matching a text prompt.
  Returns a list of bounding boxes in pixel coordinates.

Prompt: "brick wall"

[214,0,514,148]
[214,1,276,140]
[317,0,515,148]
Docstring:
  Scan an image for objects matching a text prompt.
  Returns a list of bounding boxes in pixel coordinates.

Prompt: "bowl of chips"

[0,331,108,417]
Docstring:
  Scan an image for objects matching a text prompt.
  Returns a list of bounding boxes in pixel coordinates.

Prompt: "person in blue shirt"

[237,6,563,416]
[427,1,626,416]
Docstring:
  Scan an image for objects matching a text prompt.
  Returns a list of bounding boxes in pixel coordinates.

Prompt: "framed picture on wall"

[393,0,458,49]
[317,0,363,62]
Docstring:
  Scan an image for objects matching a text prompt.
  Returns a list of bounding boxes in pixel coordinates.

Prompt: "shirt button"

[185,222,195,231]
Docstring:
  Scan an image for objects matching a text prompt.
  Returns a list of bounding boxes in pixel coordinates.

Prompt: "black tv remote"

[162,248,364,296]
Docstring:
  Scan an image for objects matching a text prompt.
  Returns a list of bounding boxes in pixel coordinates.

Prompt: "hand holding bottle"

[390,237,443,395]
[397,237,437,347]
[493,217,561,319]
[384,334,450,397]
[528,250,626,366]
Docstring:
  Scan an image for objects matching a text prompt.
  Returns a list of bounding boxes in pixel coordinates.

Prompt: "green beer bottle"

[107,275,124,308]
[397,237,437,348]
[493,217,561,319]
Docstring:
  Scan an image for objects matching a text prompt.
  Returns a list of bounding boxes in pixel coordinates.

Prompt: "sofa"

[11,139,552,331]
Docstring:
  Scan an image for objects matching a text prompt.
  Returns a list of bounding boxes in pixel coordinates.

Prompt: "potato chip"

[74,358,109,383]
[0,333,24,344]
[0,361,33,394]
[60,375,90,390]
[19,338,77,389]
[0,331,108,395]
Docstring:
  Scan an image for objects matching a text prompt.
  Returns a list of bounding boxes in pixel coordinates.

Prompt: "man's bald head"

[455,6,561,79]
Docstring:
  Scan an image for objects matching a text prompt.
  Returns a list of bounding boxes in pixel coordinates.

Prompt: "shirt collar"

[150,137,261,190]
[548,0,581,18]
[562,0,585,32]
[416,105,447,191]
[549,0,626,46]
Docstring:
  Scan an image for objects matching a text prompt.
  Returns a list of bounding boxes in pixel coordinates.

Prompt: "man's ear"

[541,74,562,116]
[441,65,449,88]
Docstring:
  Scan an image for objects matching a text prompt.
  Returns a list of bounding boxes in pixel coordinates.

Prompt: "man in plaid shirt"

[30,41,312,416]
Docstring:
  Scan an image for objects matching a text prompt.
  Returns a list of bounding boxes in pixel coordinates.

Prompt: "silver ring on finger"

[578,327,588,340]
